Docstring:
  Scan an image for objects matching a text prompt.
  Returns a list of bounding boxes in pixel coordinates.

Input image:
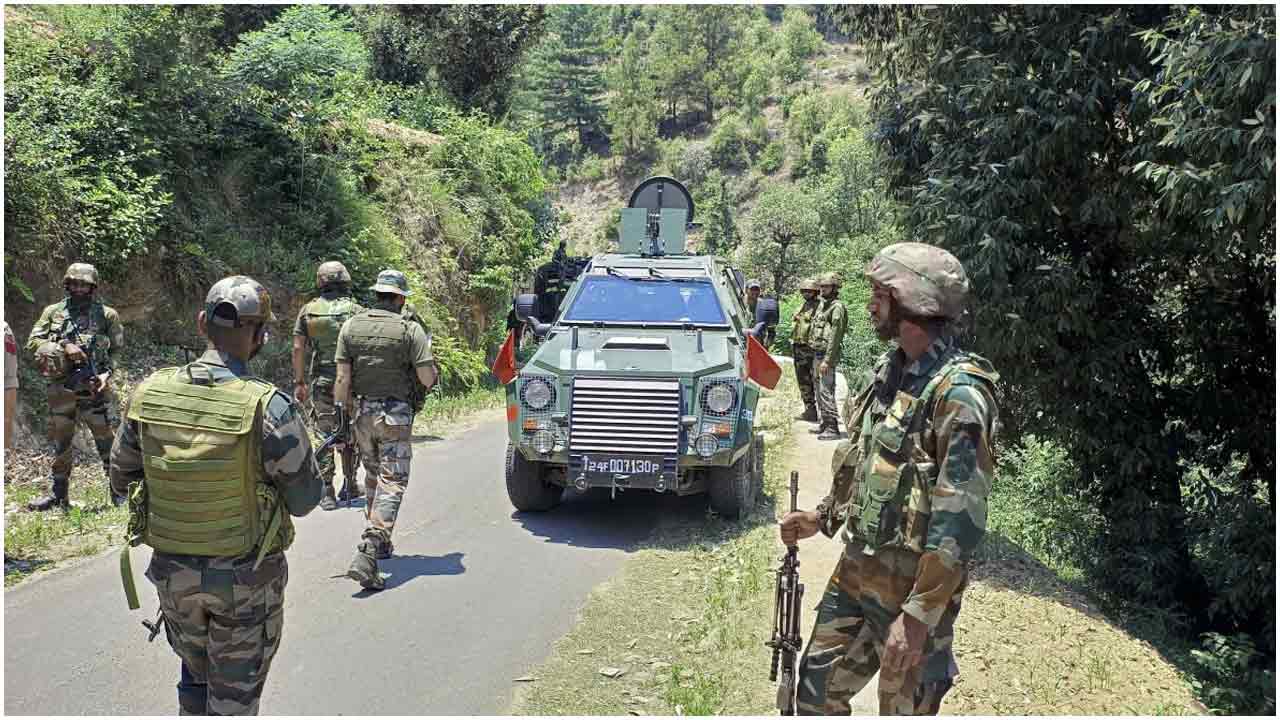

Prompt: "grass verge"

[511,370,803,715]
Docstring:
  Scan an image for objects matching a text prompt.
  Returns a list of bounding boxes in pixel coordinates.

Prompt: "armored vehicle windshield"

[562,275,726,326]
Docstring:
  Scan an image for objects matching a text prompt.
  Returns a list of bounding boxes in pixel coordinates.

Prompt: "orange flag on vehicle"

[744,334,781,390]
[492,330,518,385]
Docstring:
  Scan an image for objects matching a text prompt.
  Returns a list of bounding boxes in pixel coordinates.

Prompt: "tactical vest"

[119,366,295,609]
[809,299,841,352]
[49,300,113,375]
[345,309,416,401]
[302,296,362,381]
[833,351,998,555]
[791,302,819,347]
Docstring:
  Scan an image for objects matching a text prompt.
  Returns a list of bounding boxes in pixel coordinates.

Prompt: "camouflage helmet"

[798,276,820,292]
[34,340,67,378]
[63,263,99,286]
[204,275,277,328]
[864,242,968,320]
[369,269,411,297]
[817,271,842,288]
[315,260,351,289]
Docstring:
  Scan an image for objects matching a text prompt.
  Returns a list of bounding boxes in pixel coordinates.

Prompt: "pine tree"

[605,27,659,159]
[525,5,609,148]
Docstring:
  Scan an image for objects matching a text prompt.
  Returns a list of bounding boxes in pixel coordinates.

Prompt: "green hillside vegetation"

[3,5,1272,713]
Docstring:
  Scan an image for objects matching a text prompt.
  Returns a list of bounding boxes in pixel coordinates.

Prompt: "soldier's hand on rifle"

[293,380,309,405]
[883,612,928,675]
[63,342,87,365]
[91,371,110,394]
[779,510,821,546]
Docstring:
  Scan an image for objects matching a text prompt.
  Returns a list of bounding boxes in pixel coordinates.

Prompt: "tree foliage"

[842,6,1275,699]
[521,5,610,150]
[743,184,822,295]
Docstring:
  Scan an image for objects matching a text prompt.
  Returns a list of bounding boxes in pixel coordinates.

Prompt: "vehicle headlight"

[521,377,555,411]
[694,433,720,458]
[532,429,557,455]
[702,383,737,414]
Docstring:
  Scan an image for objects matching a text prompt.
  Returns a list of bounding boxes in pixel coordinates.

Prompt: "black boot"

[808,422,827,434]
[346,540,385,591]
[817,424,841,440]
[319,484,338,511]
[27,476,70,512]
[794,405,818,422]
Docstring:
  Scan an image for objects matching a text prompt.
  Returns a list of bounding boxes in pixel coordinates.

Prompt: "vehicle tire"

[752,433,766,497]
[709,443,757,521]
[506,442,562,512]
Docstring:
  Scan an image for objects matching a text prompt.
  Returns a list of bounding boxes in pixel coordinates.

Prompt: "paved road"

[4,416,707,715]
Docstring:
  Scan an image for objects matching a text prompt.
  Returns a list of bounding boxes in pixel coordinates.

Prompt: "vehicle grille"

[570,377,681,454]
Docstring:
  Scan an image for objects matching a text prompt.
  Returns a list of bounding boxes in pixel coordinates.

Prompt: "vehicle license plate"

[583,454,664,477]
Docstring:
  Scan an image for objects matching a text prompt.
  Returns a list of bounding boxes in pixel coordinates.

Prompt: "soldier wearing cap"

[790,276,822,423]
[293,261,364,510]
[110,275,321,715]
[809,271,848,440]
[779,243,1000,715]
[25,263,124,511]
[334,269,437,590]
[746,279,775,349]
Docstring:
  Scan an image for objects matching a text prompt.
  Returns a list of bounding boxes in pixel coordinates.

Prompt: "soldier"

[110,275,321,715]
[334,269,436,590]
[779,243,999,715]
[25,263,124,511]
[292,261,364,510]
[809,272,848,440]
[746,279,776,349]
[790,277,822,423]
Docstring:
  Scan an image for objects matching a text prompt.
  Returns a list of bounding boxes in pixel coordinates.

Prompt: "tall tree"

[524,5,609,148]
[843,5,1275,660]
[605,26,659,160]
[744,184,821,294]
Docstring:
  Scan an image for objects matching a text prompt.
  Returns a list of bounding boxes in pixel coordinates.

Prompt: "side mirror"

[514,293,537,323]
[755,297,780,327]
[530,321,552,339]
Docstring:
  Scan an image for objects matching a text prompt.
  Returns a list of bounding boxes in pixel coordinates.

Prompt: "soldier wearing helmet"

[808,271,848,439]
[24,263,124,511]
[789,276,823,422]
[293,261,364,510]
[110,274,321,715]
[780,243,1000,715]
[334,269,437,590]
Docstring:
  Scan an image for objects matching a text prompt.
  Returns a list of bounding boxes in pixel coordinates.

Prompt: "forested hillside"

[3,5,1274,713]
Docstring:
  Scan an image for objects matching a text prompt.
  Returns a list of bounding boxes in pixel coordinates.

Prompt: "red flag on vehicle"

[491,330,518,385]
[744,334,781,390]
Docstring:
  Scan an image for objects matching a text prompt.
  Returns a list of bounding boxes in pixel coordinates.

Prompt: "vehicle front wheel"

[708,444,757,521]
[505,443,563,512]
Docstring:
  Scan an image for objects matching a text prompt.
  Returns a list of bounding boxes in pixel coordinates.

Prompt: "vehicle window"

[563,276,726,324]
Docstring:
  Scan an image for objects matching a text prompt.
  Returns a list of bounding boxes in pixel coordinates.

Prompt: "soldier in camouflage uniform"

[110,275,321,716]
[292,261,364,510]
[791,276,822,423]
[25,263,125,511]
[779,244,999,715]
[809,272,849,440]
[334,269,436,590]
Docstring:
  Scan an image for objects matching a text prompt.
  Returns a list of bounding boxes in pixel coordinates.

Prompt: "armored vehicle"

[495,177,781,520]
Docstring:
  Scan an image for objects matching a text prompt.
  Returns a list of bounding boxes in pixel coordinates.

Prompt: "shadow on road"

[350,551,467,597]
[512,487,709,551]
[411,433,446,443]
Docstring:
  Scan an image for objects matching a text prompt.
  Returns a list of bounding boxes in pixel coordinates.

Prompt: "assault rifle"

[767,470,805,715]
[60,315,101,394]
[318,401,361,506]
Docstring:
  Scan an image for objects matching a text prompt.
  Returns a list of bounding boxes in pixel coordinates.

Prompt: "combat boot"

[794,405,818,422]
[817,424,841,441]
[346,540,385,591]
[319,485,338,511]
[808,422,828,434]
[27,476,70,512]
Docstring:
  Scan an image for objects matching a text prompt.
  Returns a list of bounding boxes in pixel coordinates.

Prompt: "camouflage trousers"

[46,383,116,481]
[796,543,964,716]
[811,353,838,429]
[353,397,414,549]
[147,551,288,715]
[793,345,816,408]
[307,380,338,490]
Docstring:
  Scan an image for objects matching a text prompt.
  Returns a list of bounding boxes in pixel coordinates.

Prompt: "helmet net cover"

[864,242,969,320]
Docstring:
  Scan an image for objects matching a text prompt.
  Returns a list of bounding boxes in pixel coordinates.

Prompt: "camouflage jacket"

[27,298,123,374]
[294,292,363,382]
[110,349,322,519]
[817,335,999,628]
[809,297,848,365]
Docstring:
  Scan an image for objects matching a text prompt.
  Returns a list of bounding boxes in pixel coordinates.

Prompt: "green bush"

[223,5,369,97]
[757,141,785,174]
[1189,632,1276,715]
[707,115,750,170]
